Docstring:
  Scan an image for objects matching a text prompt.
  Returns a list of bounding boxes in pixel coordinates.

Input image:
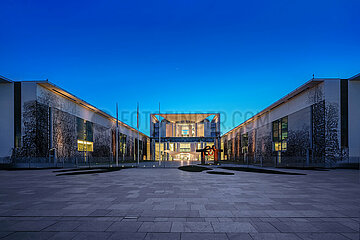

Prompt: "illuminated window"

[272,116,288,151]
[274,142,281,151]
[205,142,214,148]
[76,118,94,152]
[221,140,224,160]
[77,140,93,152]
[176,124,195,137]
[181,125,189,136]
[179,143,190,152]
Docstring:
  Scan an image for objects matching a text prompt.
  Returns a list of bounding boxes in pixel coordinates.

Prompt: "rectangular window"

[119,133,127,155]
[227,139,232,156]
[340,79,348,148]
[272,116,288,151]
[77,140,93,152]
[221,140,224,160]
[14,82,22,148]
[77,117,93,142]
[176,124,195,137]
[181,125,189,136]
[274,142,281,151]
[241,133,248,154]
[86,121,93,142]
[77,117,94,152]
[179,143,190,152]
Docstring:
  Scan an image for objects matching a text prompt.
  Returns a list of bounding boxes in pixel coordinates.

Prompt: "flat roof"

[223,73,360,137]
[349,73,360,81]
[0,75,13,83]
[35,80,149,138]
[222,79,324,137]
[152,113,219,123]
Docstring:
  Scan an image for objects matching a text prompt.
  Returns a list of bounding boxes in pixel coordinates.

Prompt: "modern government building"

[0,73,359,168]
[150,113,220,161]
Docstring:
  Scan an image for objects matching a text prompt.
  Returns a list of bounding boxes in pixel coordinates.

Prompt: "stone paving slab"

[106,221,142,232]
[48,232,79,240]
[171,222,213,232]
[108,232,146,240]
[0,168,359,239]
[181,232,228,240]
[249,233,303,240]
[211,222,257,233]
[145,232,181,240]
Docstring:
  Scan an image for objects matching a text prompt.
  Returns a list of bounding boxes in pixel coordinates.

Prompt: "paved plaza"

[0,167,359,240]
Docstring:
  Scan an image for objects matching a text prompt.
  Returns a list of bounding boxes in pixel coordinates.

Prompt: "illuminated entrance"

[154,141,217,161]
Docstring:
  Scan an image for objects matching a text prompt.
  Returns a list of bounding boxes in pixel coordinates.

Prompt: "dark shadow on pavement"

[206,171,234,175]
[178,165,212,172]
[55,166,135,176]
[220,167,306,175]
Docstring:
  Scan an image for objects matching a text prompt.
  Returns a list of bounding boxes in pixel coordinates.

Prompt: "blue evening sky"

[1,0,359,134]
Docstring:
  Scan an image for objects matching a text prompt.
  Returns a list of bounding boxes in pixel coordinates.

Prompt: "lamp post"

[159,102,161,166]
[116,103,119,166]
[137,102,140,165]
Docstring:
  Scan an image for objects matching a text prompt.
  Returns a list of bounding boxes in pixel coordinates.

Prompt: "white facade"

[348,77,360,163]
[0,80,14,158]
[222,75,360,167]
[1,73,359,166]
[0,80,148,163]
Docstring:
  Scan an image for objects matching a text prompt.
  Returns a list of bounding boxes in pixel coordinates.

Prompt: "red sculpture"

[196,145,223,165]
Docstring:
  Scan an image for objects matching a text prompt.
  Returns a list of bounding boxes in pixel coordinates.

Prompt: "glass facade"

[272,116,288,152]
[179,143,191,152]
[176,123,196,137]
[76,117,93,142]
[76,117,94,154]
[151,114,221,161]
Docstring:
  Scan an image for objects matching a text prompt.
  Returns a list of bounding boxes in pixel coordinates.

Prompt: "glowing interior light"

[77,140,93,152]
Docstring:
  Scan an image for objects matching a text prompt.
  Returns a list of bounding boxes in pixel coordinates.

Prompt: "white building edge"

[0,78,149,165]
[221,74,360,167]
[0,73,359,168]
